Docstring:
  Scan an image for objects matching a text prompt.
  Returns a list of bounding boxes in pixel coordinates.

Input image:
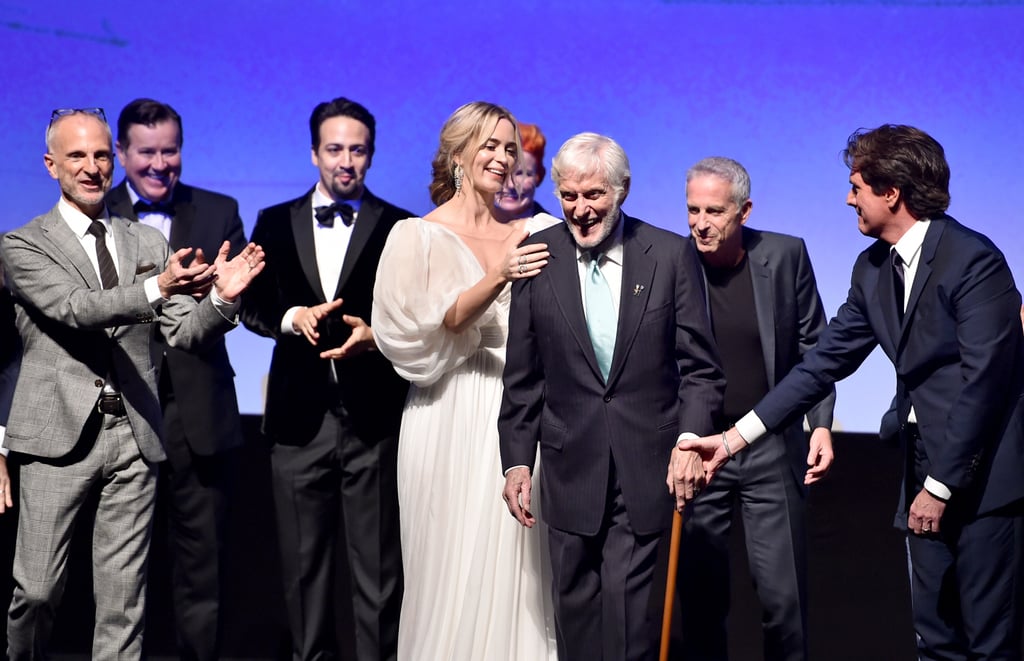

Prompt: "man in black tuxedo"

[241,97,410,661]
[105,98,246,661]
[679,125,1024,660]
[676,157,834,661]
[500,133,724,660]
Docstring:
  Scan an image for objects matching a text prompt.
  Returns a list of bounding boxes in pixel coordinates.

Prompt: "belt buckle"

[97,392,124,416]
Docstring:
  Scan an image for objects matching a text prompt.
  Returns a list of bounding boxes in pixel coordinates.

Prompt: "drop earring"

[453,164,464,195]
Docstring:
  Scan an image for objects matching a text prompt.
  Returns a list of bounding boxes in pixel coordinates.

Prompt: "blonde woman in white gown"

[372,102,559,660]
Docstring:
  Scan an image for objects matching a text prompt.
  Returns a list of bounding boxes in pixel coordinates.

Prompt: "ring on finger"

[518,256,526,266]
[518,264,526,274]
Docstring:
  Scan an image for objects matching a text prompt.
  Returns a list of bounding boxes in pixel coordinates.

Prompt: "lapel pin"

[633,284,645,296]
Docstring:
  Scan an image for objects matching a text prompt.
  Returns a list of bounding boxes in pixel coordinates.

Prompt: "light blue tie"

[585,253,617,381]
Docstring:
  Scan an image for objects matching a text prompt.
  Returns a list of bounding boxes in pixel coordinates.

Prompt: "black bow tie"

[133,200,174,216]
[314,202,355,227]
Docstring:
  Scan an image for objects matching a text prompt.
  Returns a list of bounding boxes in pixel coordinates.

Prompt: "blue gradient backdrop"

[2,0,1021,430]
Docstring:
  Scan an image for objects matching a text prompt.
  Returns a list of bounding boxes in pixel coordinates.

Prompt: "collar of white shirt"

[312,185,362,222]
[892,218,931,271]
[58,197,111,238]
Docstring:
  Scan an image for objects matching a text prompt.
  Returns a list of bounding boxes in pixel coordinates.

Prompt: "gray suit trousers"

[7,412,157,660]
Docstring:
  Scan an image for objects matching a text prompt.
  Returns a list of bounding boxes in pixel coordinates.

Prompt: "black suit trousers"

[158,386,236,661]
[675,437,808,661]
[547,464,661,661]
[270,398,402,661]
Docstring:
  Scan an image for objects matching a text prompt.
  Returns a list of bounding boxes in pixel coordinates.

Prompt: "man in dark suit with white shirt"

[241,97,411,661]
[105,98,246,661]
[500,133,725,660]
[679,125,1024,660]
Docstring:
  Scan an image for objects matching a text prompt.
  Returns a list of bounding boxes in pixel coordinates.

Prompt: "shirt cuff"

[735,412,767,445]
[144,275,167,307]
[281,307,302,335]
[0,425,8,457]
[210,288,241,319]
[924,476,952,501]
[675,431,698,448]
[503,464,530,476]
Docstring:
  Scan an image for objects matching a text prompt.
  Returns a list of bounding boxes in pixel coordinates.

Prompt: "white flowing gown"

[372,215,559,661]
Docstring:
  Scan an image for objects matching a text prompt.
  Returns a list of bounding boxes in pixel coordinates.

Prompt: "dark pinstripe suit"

[500,215,724,660]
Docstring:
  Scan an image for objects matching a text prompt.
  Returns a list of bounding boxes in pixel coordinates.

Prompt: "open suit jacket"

[499,215,725,537]
[106,180,246,454]
[724,228,835,483]
[679,228,837,661]
[0,206,237,463]
[755,215,1024,523]
[240,187,410,444]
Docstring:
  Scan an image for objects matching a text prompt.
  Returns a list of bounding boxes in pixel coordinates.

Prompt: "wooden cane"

[659,508,683,661]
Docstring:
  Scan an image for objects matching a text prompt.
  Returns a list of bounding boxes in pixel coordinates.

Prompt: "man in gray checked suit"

[0,108,264,660]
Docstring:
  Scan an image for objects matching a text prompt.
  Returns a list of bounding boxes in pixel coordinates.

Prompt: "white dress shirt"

[125,183,173,242]
[280,184,361,334]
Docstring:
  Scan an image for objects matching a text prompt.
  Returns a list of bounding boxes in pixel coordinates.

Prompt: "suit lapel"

[747,245,778,385]
[546,226,602,379]
[899,219,944,348]
[290,190,326,303]
[40,206,102,290]
[875,243,903,345]
[608,218,654,386]
[106,182,136,221]
[335,191,381,296]
[168,188,195,251]
[108,179,190,251]
[110,215,141,289]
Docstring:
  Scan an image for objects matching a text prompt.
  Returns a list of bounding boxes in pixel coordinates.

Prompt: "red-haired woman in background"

[494,122,552,221]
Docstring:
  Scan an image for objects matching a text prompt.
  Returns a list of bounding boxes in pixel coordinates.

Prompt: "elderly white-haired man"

[499,132,725,660]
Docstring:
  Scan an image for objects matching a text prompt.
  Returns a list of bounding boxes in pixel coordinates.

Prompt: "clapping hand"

[319,314,376,360]
[293,298,345,346]
[157,247,217,299]
[211,242,266,302]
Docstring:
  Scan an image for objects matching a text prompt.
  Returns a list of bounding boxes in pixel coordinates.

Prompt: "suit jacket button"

[604,395,612,402]
[94,379,104,387]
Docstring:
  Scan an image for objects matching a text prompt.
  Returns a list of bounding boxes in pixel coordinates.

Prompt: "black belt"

[96,392,127,417]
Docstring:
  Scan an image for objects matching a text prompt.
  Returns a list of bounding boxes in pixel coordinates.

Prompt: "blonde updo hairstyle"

[429,101,520,206]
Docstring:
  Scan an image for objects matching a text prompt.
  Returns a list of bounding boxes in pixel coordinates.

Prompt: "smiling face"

[846,170,894,239]
[494,150,538,219]
[686,174,751,265]
[557,170,623,250]
[312,115,372,201]
[116,119,182,202]
[44,113,114,218]
[459,117,517,198]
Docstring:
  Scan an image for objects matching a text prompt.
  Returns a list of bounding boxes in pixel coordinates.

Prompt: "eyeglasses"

[49,107,107,126]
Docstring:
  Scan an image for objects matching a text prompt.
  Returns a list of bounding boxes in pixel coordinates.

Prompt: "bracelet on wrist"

[722,431,736,460]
